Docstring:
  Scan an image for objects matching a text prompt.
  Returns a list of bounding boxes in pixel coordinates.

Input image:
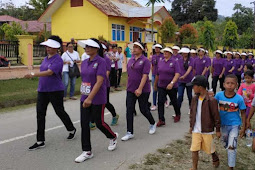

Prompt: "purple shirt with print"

[172,54,182,62]
[127,55,151,93]
[234,59,244,75]
[157,57,180,88]
[246,58,255,65]
[212,57,225,77]
[104,55,111,88]
[151,53,164,76]
[194,56,208,76]
[178,57,194,83]
[80,55,107,105]
[224,59,236,76]
[38,54,65,92]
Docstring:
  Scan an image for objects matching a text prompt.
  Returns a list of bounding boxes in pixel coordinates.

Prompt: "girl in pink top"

[237,70,255,117]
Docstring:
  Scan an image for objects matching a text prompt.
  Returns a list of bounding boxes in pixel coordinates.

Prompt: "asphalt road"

[0,90,190,170]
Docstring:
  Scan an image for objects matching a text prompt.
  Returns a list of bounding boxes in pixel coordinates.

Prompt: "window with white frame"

[130,26,143,42]
[112,24,125,41]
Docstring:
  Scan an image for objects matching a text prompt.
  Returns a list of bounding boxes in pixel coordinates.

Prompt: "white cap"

[235,52,241,56]
[205,50,208,54]
[241,52,247,56]
[214,50,223,55]
[78,39,100,49]
[162,47,173,54]
[179,47,190,53]
[248,52,254,56]
[172,46,180,51]
[154,44,163,49]
[197,48,205,52]
[190,49,197,53]
[133,42,144,50]
[40,39,61,48]
[225,51,233,55]
[102,44,107,50]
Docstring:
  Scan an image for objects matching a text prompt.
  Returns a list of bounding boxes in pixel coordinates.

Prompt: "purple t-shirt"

[206,57,211,77]
[224,59,235,76]
[127,55,151,93]
[194,56,208,76]
[234,59,243,75]
[246,58,255,65]
[104,55,111,88]
[151,53,164,76]
[172,54,182,62]
[212,57,224,77]
[38,54,65,92]
[80,55,107,105]
[178,57,194,83]
[157,57,180,88]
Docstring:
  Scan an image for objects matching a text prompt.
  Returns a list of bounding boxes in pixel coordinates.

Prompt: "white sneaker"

[149,123,157,134]
[108,132,118,151]
[75,151,93,163]
[172,114,176,118]
[188,110,190,115]
[121,132,134,141]
[150,105,157,111]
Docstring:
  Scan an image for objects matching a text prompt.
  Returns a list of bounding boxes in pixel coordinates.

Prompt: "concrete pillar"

[16,35,36,66]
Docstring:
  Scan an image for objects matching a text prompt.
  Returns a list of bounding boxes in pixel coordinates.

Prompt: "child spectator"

[237,70,255,118]
[189,75,221,170]
[246,97,255,152]
[215,74,246,170]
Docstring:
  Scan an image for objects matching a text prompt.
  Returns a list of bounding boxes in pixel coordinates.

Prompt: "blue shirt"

[215,91,246,126]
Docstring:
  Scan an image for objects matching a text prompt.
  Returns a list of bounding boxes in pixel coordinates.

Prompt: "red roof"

[17,21,51,33]
[0,15,22,22]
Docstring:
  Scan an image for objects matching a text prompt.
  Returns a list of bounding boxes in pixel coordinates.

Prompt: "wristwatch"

[171,81,174,84]
[31,72,35,76]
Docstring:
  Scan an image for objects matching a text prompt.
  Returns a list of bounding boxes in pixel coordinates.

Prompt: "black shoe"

[28,142,45,151]
[67,128,76,140]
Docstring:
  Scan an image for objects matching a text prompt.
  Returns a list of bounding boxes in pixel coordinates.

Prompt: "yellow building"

[39,0,171,45]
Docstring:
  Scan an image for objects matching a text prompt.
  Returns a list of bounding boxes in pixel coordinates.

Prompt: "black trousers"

[117,68,122,86]
[158,87,180,121]
[126,91,155,134]
[110,68,117,88]
[36,91,75,141]
[80,103,116,151]
[105,87,117,117]
[236,74,241,87]
[212,75,225,95]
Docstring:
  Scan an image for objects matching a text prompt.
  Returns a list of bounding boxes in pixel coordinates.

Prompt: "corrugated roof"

[0,15,22,22]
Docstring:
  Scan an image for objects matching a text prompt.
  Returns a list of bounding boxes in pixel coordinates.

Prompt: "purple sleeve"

[143,59,151,75]
[97,59,107,78]
[206,57,211,67]
[189,57,194,68]
[105,57,111,72]
[48,58,63,74]
[223,59,227,68]
[175,60,181,74]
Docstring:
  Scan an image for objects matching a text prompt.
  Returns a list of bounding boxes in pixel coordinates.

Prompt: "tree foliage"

[170,0,218,26]
[238,28,253,49]
[0,22,27,41]
[28,0,51,19]
[179,24,198,44]
[222,20,238,48]
[202,20,215,50]
[159,16,178,43]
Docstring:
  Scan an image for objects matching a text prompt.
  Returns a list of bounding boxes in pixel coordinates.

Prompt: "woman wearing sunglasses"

[75,38,118,163]
[121,42,156,141]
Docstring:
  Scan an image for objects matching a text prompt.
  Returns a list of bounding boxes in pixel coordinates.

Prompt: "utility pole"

[250,1,255,49]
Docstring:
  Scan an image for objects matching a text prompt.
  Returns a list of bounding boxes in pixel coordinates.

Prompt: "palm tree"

[146,0,171,42]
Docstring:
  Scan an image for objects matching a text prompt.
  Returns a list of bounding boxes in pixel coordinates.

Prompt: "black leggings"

[212,75,225,94]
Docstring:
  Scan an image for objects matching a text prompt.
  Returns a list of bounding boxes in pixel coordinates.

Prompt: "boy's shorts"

[190,133,215,154]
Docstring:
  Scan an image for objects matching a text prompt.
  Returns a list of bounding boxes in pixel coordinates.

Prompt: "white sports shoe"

[121,132,134,141]
[108,133,118,151]
[149,123,157,134]
[150,105,157,111]
[75,151,93,163]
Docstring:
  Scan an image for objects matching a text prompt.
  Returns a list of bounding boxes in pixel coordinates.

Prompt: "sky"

[2,0,254,17]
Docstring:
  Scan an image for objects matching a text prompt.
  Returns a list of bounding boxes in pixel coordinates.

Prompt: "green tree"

[238,28,253,49]
[146,0,171,42]
[179,24,198,44]
[159,17,178,43]
[202,20,215,50]
[1,22,27,41]
[28,0,51,19]
[222,20,238,49]
[232,3,253,35]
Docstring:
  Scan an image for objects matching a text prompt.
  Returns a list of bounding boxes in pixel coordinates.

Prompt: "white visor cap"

[78,39,100,49]
[190,49,197,53]
[172,46,180,51]
[40,39,61,48]
[179,47,190,53]
[214,50,223,55]
[162,47,173,54]
[248,53,254,56]
[102,44,107,50]
[154,44,163,49]
[241,52,247,56]
[225,51,233,55]
[133,42,144,50]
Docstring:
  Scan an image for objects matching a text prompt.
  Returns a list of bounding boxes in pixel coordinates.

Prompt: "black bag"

[66,52,80,78]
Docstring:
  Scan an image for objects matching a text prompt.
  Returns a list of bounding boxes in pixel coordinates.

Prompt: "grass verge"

[0,72,127,110]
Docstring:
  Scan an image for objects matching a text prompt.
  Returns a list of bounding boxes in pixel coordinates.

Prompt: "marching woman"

[150,44,164,111]
[177,47,194,115]
[211,50,225,94]
[193,48,210,77]
[205,50,212,89]
[223,51,235,76]
[24,36,76,150]
[172,45,182,61]
[154,47,181,125]
[234,52,243,86]
[75,38,118,163]
[190,49,198,60]
[121,42,156,141]
[246,53,255,68]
